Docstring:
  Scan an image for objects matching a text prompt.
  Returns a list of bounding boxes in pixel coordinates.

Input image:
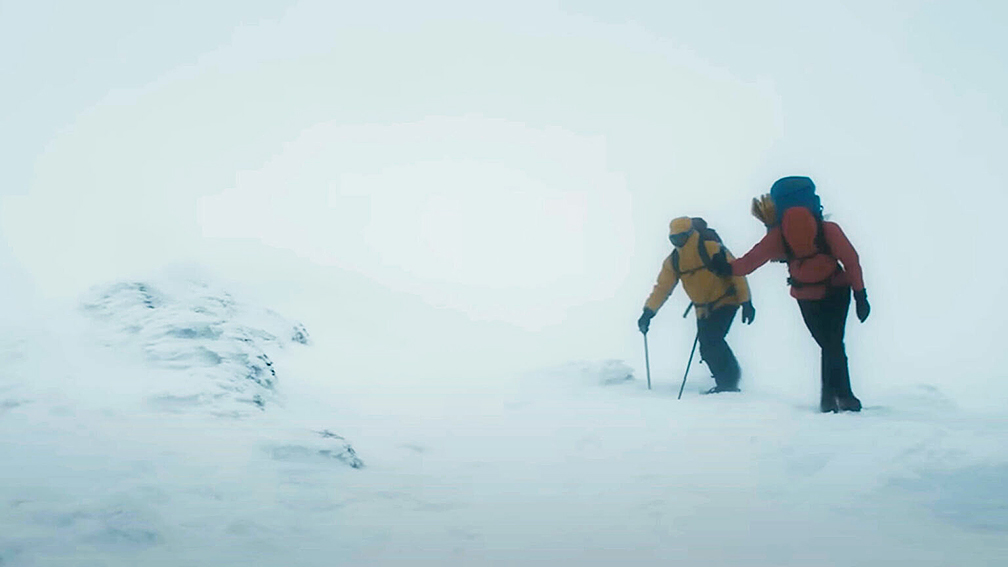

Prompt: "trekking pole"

[643,333,652,390]
[677,330,700,400]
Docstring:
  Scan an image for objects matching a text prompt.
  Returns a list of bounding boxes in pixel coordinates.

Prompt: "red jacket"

[731,222,865,301]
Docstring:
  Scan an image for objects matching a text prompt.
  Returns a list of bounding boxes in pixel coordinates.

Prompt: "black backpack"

[671,217,723,276]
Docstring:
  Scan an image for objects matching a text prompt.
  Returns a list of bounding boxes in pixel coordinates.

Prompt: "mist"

[2,1,1007,564]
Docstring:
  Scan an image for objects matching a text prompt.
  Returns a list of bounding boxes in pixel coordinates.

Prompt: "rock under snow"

[80,280,310,416]
[267,429,365,470]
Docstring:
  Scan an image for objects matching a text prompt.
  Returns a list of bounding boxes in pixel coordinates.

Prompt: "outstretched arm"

[730,228,786,277]
[724,249,752,303]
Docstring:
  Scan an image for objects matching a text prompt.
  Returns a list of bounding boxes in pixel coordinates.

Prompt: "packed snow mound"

[80,280,310,415]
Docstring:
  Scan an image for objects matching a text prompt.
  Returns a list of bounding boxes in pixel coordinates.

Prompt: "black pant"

[697,305,740,390]
[798,286,856,401]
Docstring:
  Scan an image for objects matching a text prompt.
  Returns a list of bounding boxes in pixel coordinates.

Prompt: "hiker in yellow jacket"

[637,216,755,393]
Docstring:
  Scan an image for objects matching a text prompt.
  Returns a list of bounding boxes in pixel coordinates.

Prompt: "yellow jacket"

[644,231,751,319]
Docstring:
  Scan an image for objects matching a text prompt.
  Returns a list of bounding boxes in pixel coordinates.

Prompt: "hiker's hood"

[669,217,693,236]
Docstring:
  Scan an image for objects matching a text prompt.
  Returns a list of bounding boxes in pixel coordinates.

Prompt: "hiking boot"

[820,395,839,413]
[705,386,741,395]
[837,395,862,412]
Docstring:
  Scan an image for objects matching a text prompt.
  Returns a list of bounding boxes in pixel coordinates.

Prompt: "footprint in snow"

[400,443,427,454]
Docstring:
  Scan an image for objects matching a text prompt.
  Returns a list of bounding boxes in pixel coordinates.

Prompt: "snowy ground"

[1,276,1006,566]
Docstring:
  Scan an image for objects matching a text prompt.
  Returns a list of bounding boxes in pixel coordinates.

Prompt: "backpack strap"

[673,226,737,317]
[787,267,840,289]
[672,220,729,277]
[697,232,713,269]
[783,215,841,289]
[674,231,721,277]
[693,284,738,318]
[814,217,832,257]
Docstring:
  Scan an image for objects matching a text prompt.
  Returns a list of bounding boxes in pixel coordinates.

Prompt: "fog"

[5,0,1005,399]
[1,2,1007,562]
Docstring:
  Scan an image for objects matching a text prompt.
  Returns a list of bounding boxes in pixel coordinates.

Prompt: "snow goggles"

[669,230,693,248]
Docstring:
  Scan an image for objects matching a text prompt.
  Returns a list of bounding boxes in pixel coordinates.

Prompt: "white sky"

[2,0,1007,396]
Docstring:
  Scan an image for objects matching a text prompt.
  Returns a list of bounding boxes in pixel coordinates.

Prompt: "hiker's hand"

[638,308,655,334]
[709,251,732,277]
[854,289,870,323]
[741,301,755,325]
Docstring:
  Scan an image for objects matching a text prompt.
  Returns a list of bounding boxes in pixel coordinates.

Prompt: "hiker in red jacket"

[709,177,870,413]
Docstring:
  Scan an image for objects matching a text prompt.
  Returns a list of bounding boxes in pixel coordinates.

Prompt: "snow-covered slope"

[0,277,363,566]
[1,276,1006,566]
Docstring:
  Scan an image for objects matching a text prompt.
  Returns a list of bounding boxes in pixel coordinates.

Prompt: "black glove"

[638,308,656,334]
[741,301,755,325]
[854,289,870,323]
[708,250,733,278]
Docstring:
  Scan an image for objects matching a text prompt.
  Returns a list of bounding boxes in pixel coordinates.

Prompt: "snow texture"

[80,280,311,416]
[0,277,367,566]
[4,2,1007,563]
[3,284,1007,566]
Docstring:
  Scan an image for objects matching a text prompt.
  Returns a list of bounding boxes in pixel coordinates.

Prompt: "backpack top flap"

[691,217,723,243]
[770,176,822,224]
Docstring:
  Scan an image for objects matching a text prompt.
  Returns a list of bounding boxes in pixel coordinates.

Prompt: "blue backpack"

[770,176,823,225]
[770,177,836,277]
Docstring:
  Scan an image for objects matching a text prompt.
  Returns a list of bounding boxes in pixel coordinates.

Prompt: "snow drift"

[1,276,1007,566]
